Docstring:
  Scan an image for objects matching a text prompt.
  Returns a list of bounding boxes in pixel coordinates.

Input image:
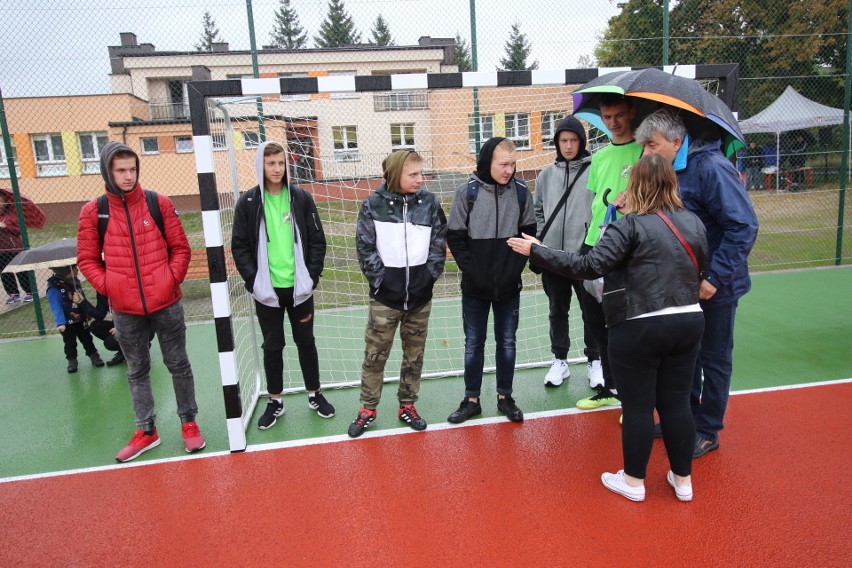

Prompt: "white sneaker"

[544,358,570,387]
[588,359,604,389]
[667,470,693,502]
[601,470,645,502]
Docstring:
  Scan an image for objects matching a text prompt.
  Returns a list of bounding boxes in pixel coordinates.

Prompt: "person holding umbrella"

[635,108,758,458]
[0,190,34,303]
[46,265,105,373]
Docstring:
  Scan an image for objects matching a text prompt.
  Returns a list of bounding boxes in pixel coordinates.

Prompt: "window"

[332,126,359,162]
[175,136,193,154]
[141,137,160,155]
[0,139,19,179]
[33,134,66,176]
[390,123,415,150]
[374,91,428,112]
[212,132,227,152]
[279,72,311,102]
[505,113,530,149]
[541,112,564,148]
[329,71,357,100]
[242,132,261,149]
[78,132,109,174]
[468,114,494,153]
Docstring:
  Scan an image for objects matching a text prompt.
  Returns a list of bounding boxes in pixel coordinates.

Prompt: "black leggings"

[609,312,704,479]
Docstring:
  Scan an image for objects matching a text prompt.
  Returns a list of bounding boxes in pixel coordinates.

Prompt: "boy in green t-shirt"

[577,94,643,411]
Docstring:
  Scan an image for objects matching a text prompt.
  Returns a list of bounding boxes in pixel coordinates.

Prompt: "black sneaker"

[308,392,335,418]
[447,398,482,424]
[67,359,78,373]
[693,433,719,458]
[89,352,105,367]
[348,408,376,438]
[106,351,126,366]
[497,396,524,422]
[398,404,427,431]
[257,399,285,430]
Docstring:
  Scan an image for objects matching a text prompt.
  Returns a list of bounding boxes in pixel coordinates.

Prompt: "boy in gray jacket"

[533,116,602,389]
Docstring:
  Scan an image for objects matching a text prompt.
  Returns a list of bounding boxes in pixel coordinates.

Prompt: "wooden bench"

[186,247,234,280]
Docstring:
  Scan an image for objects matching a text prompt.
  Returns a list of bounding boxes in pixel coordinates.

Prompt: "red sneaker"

[181,421,206,453]
[115,429,160,462]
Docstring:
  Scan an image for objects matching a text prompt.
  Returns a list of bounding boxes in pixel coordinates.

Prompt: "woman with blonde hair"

[509,154,708,502]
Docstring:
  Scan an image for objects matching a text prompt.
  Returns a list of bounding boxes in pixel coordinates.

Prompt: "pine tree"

[269,0,308,50]
[454,33,473,71]
[499,22,538,71]
[314,0,362,48]
[370,14,393,46]
[195,11,224,52]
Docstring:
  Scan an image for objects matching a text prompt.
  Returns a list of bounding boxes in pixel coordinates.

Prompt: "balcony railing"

[373,91,429,112]
[149,100,190,121]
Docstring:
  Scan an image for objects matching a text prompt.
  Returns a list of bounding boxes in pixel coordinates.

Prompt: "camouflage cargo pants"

[359,299,432,409]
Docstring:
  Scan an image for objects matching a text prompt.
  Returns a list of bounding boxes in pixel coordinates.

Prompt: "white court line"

[2,378,849,485]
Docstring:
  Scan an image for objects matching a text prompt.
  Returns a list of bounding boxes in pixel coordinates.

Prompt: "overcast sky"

[0,0,619,98]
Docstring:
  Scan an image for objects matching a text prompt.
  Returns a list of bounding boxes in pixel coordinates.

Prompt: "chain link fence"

[1,0,849,338]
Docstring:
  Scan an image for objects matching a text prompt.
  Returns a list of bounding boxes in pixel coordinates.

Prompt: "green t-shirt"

[584,140,643,246]
[263,188,295,288]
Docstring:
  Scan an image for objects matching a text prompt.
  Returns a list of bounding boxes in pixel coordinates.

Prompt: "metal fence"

[0,0,849,338]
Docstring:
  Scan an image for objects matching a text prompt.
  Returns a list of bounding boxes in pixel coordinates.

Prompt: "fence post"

[836,0,852,265]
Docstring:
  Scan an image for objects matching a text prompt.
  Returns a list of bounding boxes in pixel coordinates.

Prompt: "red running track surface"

[1,382,850,567]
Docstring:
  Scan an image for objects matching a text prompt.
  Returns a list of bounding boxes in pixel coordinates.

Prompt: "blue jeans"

[112,301,198,431]
[462,294,520,398]
[691,302,738,439]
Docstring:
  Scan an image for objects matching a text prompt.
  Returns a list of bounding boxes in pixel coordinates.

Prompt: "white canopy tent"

[739,86,847,190]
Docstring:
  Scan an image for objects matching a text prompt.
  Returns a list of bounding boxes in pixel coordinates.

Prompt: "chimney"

[120,32,137,47]
[210,42,229,53]
[191,66,212,81]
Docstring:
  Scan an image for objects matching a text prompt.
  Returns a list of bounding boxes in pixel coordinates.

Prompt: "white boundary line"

[2,378,849,485]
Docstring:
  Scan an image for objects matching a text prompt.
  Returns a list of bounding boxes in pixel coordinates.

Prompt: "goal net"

[190,65,739,450]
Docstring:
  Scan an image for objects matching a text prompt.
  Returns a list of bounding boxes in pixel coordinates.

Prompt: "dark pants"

[112,301,198,431]
[541,269,599,361]
[60,322,98,360]
[609,312,705,479]
[254,288,320,395]
[692,302,738,440]
[462,293,520,398]
[89,319,120,352]
[0,252,31,295]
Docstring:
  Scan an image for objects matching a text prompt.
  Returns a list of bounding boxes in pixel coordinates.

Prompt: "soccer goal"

[188,64,739,451]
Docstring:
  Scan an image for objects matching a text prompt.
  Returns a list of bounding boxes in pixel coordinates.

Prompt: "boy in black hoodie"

[446,138,536,423]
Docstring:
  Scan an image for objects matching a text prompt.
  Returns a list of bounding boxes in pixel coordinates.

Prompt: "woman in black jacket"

[509,154,708,503]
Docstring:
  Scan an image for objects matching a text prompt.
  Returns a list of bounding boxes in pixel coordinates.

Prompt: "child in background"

[46,265,104,373]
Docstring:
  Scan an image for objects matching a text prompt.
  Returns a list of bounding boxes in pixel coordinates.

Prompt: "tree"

[195,11,224,52]
[499,22,539,71]
[455,33,473,71]
[269,0,307,50]
[314,0,362,48]
[370,14,393,46]
[577,54,597,68]
[594,0,664,67]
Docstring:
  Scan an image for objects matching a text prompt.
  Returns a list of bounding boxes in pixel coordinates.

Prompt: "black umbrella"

[2,238,77,273]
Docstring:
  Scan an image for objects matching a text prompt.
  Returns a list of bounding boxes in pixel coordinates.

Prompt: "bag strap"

[656,211,699,273]
[538,162,589,241]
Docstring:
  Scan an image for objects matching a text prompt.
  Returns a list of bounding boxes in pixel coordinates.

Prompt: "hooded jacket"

[356,170,447,311]
[231,141,326,307]
[531,208,709,327]
[77,142,191,316]
[46,274,87,327]
[533,116,594,255]
[675,138,759,308]
[447,139,537,300]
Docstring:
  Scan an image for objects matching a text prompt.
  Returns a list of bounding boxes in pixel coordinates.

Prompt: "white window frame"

[542,112,564,149]
[390,123,415,151]
[32,134,67,177]
[78,132,108,174]
[242,131,261,149]
[279,72,311,102]
[468,114,494,153]
[175,136,193,154]
[332,125,359,162]
[140,137,160,155]
[505,113,531,149]
[0,140,20,179]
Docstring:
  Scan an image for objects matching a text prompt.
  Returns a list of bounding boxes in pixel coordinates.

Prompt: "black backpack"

[97,190,166,248]
[464,177,529,229]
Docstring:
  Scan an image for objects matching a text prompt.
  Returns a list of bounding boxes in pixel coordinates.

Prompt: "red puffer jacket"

[77,184,191,315]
